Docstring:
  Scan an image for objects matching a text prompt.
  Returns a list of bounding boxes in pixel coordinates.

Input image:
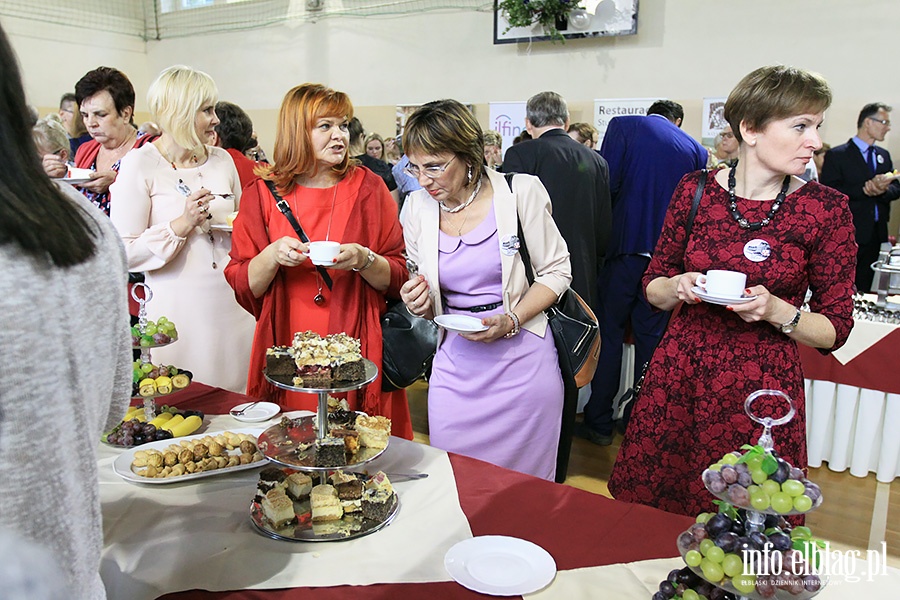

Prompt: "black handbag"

[265,181,437,392]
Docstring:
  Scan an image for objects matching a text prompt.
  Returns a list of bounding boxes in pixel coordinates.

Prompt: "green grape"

[782,479,805,497]
[685,549,702,567]
[696,512,714,524]
[732,573,756,594]
[700,559,724,582]
[705,546,725,563]
[721,452,740,465]
[161,321,175,333]
[139,337,152,347]
[682,590,699,600]
[761,479,781,496]
[750,490,770,511]
[157,316,169,324]
[793,494,814,512]
[745,454,764,469]
[699,538,716,556]
[747,484,760,494]
[770,491,793,514]
[140,362,154,373]
[144,324,158,336]
[708,463,722,472]
[751,468,768,484]
[722,553,743,577]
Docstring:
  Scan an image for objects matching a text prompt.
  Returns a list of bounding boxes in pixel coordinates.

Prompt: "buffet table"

[100,384,900,599]
[99,384,694,599]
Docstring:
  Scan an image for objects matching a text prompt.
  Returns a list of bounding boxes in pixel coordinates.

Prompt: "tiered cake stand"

[251,361,400,541]
[666,390,827,600]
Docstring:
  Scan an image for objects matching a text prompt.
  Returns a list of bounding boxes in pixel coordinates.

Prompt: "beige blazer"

[401,167,572,337]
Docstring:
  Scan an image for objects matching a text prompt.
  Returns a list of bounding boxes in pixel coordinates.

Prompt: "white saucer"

[434,314,489,333]
[691,286,757,306]
[209,224,232,232]
[310,259,335,266]
[444,535,556,596]
[229,401,280,423]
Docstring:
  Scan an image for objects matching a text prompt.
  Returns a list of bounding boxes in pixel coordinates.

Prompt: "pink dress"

[426,205,564,480]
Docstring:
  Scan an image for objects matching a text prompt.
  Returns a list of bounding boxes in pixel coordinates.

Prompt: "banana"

[168,415,202,437]
[160,414,184,431]
[148,412,174,428]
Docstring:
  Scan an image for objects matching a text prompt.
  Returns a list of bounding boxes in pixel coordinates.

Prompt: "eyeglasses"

[403,156,455,180]
[721,132,735,139]
[868,117,891,126]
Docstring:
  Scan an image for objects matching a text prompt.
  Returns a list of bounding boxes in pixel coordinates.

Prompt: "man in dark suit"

[820,102,900,292]
[577,100,708,445]
[503,91,611,313]
[502,91,611,483]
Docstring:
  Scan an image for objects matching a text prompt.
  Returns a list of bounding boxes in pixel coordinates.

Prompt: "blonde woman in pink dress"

[111,65,255,393]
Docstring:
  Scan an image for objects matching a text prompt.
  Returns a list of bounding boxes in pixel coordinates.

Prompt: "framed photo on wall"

[494,0,638,45]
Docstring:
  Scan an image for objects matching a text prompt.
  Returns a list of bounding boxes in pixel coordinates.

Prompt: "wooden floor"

[407,382,900,566]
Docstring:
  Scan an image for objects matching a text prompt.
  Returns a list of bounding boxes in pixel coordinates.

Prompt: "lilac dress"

[427,204,564,480]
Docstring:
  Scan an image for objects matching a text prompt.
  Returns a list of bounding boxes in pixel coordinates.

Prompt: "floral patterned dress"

[608,171,856,518]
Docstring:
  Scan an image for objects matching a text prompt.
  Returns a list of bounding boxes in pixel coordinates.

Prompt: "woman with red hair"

[225,83,412,438]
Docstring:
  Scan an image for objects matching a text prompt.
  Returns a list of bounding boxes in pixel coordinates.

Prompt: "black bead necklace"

[727,164,790,231]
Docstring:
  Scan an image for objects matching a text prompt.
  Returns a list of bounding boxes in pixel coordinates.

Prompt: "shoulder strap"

[685,169,708,240]
[505,172,537,286]
[264,179,333,290]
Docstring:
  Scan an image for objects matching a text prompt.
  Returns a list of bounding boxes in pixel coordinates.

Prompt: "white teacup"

[305,241,340,265]
[697,270,747,298]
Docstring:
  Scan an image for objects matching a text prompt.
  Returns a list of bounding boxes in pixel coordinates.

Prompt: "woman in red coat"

[224,83,412,439]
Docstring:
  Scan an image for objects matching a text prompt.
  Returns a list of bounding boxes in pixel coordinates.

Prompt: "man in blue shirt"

[578,100,707,446]
[820,103,900,292]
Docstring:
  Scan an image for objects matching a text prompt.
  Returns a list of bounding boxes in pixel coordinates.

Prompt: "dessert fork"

[230,401,260,416]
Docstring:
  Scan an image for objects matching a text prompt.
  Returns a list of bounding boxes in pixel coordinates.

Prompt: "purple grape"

[142,423,157,436]
[803,574,822,592]
[727,483,750,506]
[155,429,173,440]
[704,470,727,493]
[771,458,791,484]
[689,522,708,541]
[736,536,755,554]
[768,531,792,552]
[756,576,777,598]
[667,569,680,583]
[715,531,739,553]
[749,531,768,549]
[709,589,728,600]
[651,592,667,600]
[790,466,804,479]
[676,567,699,586]
[720,464,738,484]
[122,433,134,446]
[695,581,714,597]
[677,531,696,551]
[707,513,732,537]
[804,482,822,503]
[658,580,676,598]
[152,332,171,344]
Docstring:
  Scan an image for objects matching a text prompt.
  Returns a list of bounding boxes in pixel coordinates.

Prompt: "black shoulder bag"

[264,180,437,392]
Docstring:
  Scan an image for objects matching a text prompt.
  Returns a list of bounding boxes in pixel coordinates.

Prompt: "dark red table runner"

[799,328,900,395]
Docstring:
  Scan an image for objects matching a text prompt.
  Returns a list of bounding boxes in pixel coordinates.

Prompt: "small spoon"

[230,401,260,416]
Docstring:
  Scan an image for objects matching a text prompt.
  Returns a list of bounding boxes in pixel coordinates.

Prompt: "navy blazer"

[599,115,708,257]
[820,138,900,245]
[502,129,611,311]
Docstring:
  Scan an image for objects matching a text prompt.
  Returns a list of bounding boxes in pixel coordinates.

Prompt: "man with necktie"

[821,103,900,291]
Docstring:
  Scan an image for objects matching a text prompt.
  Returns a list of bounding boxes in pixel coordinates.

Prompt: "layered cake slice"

[261,489,297,528]
[285,472,313,501]
[331,471,364,513]
[315,437,346,467]
[310,484,343,522]
[355,415,391,449]
[265,346,294,377]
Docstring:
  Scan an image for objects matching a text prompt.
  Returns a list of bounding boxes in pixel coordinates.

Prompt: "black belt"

[444,300,503,313]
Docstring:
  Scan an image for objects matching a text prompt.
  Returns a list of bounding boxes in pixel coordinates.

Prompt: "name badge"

[744,239,771,262]
[877,154,885,164]
[500,234,520,256]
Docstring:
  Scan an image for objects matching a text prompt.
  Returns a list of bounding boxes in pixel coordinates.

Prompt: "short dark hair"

[857,102,891,129]
[214,101,254,152]
[348,117,365,145]
[526,91,568,128]
[74,67,135,120]
[724,65,831,144]
[403,99,484,184]
[647,100,684,124]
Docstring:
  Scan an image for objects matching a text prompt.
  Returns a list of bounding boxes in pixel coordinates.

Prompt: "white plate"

[445,536,556,596]
[230,401,280,423]
[691,286,757,306]
[434,314,489,333]
[62,167,93,184]
[209,224,233,232]
[112,427,266,484]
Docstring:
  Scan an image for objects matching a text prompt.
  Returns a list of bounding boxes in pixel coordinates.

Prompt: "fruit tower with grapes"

[652,390,827,600]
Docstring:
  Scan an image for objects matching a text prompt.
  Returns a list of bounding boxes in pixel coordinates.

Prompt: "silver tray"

[249,483,399,542]
[263,359,378,394]
[257,414,387,471]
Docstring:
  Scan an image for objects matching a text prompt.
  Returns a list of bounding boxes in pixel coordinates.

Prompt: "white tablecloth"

[98,414,471,600]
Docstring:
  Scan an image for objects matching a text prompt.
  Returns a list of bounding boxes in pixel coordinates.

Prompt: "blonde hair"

[147,65,217,155]
[32,114,69,158]
[364,132,385,160]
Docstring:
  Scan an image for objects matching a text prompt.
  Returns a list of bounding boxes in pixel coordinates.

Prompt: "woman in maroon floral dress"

[608,66,856,518]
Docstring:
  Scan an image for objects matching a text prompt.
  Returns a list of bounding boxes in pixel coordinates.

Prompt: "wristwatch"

[352,248,376,272]
[778,308,801,334]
